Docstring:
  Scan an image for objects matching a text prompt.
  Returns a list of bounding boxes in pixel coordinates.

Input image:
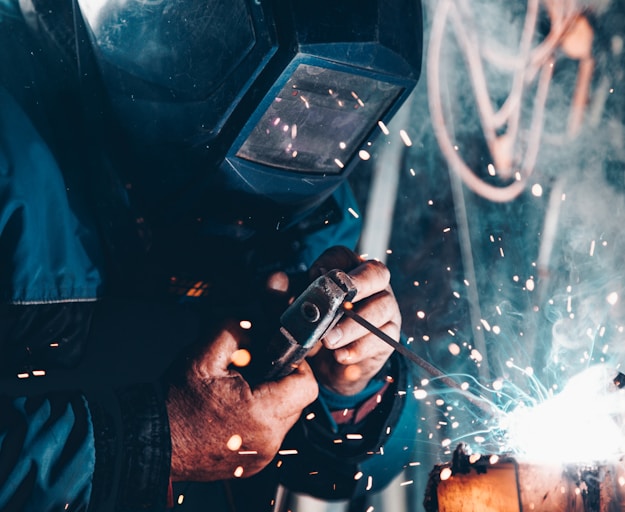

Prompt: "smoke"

[395,0,625,465]
[422,0,625,365]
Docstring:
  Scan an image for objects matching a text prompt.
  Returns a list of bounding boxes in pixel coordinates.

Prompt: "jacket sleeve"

[0,393,94,512]
[0,383,171,512]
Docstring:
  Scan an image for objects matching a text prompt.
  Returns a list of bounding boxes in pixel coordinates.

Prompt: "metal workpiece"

[425,444,625,512]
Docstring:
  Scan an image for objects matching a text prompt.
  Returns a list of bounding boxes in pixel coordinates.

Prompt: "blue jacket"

[0,8,419,511]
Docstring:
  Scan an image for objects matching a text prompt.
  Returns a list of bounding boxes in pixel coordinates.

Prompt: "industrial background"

[282,0,625,510]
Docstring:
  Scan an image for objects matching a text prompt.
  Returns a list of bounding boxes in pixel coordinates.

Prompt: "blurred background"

[285,0,625,510]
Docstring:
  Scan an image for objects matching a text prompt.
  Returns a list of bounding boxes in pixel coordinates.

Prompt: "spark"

[348,208,359,218]
[470,349,483,362]
[531,183,543,197]
[231,349,251,367]
[239,320,252,329]
[607,292,619,305]
[358,150,371,160]
[234,466,244,477]
[227,435,243,451]
[278,449,298,455]
[399,129,413,147]
[334,158,344,169]
[377,121,389,135]
[414,389,428,399]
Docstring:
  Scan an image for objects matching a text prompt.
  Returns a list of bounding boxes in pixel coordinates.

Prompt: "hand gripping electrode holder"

[244,269,356,385]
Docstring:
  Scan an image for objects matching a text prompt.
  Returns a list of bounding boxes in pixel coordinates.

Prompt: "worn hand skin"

[167,245,399,480]
[306,246,400,396]
[166,322,318,481]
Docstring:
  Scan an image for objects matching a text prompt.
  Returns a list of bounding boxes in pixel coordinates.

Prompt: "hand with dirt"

[166,321,318,481]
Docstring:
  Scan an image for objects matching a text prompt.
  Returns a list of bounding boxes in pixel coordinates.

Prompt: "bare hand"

[166,322,318,481]
[307,246,401,395]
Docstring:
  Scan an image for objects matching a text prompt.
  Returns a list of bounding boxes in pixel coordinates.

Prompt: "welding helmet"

[30,0,422,235]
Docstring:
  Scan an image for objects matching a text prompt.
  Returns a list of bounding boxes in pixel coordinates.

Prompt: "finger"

[309,246,363,279]
[347,260,391,302]
[194,322,245,378]
[253,359,318,419]
[266,271,290,293]
[323,289,399,349]
[332,323,396,366]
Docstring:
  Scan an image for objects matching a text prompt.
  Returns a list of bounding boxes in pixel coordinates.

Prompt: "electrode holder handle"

[245,269,356,384]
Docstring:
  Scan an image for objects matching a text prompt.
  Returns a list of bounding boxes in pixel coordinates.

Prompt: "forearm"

[86,383,171,511]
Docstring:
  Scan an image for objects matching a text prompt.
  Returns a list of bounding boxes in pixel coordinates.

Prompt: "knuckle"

[367,259,390,280]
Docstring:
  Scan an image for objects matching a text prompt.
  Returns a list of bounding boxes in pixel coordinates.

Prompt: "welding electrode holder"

[240,269,357,386]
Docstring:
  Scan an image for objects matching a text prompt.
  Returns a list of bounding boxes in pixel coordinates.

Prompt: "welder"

[0,0,422,510]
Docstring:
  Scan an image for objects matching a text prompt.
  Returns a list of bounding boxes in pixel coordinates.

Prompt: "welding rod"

[342,307,496,417]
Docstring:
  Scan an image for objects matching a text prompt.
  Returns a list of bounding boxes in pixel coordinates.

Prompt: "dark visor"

[236,64,402,175]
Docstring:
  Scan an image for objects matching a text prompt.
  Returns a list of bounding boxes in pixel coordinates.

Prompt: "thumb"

[193,322,245,378]
[254,359,318,418]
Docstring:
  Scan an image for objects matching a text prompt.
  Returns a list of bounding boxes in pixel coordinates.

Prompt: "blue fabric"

[0,87,104,304]
[0,394,94,511]
[0,0,19,19]
[293,182,362,270]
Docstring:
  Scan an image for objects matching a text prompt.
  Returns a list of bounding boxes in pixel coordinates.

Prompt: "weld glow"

[500,365,625,464]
